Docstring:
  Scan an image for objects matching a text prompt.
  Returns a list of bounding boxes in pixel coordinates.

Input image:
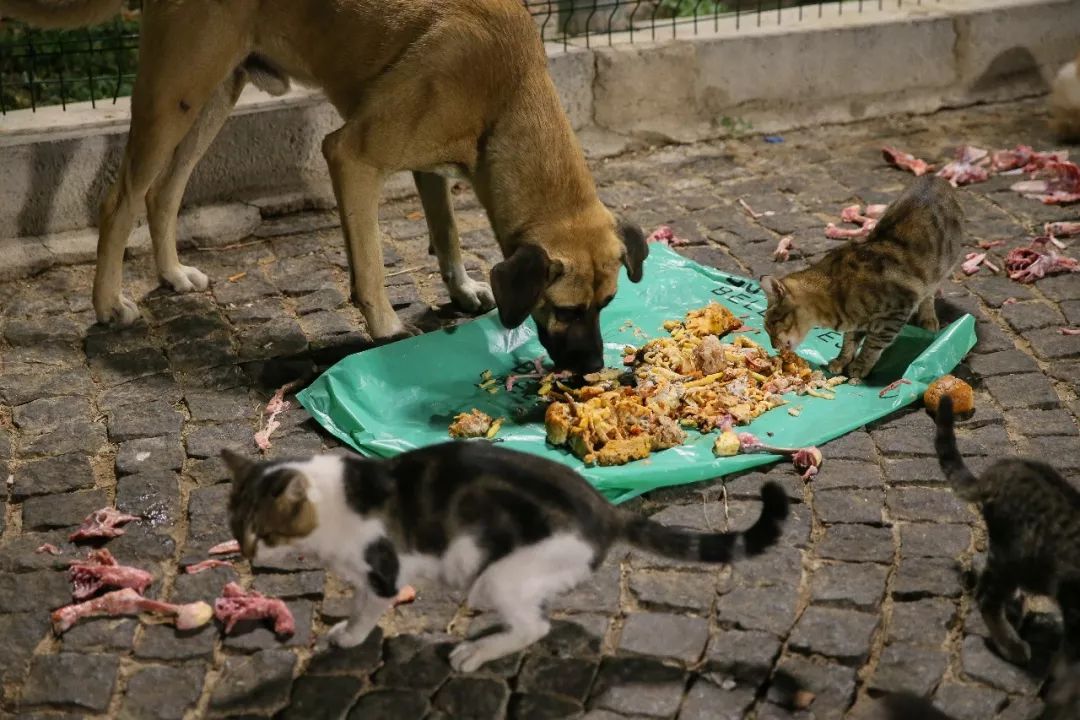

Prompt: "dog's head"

[490,210,647,373]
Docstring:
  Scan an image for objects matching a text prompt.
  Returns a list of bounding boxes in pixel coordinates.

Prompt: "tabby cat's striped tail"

[620,482,789,563]
[934,396,983,502]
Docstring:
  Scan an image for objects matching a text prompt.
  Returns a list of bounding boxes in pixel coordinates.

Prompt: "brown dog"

[3,0,647,372]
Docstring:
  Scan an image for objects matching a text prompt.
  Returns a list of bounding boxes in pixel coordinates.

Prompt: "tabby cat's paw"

[327,620,367,648]
[827,359,848,375]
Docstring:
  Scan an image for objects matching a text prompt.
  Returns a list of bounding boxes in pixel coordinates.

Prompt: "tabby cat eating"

[222,442,788,672]
[762,175,965,380]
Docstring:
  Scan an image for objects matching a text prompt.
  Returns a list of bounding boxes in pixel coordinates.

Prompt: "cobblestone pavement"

[1,98,1078,720]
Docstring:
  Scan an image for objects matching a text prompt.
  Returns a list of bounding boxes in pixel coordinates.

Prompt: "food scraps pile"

[532,303,845,467]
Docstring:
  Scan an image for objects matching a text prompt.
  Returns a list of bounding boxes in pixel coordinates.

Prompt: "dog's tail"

[0,0,124,29]
[618,482,789,563]
[934,395,984,503]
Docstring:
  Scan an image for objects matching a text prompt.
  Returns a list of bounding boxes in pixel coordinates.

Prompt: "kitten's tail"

[933,396,983,502]
[619,482,789,563]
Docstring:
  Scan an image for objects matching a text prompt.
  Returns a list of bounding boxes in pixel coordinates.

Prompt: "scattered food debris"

[793,689,817,711]
[878,379,912,398]
[448,409,496,439]
[991,145,1069,173]
[826,203,885,240]
[936,145,991,186]
[209,540,242,556]
[185,559,235,575]
[227,271,247,282]
[737,433,823,480]
[1010,161,1080,204]
[254,378,306,452]
[69,549,153,601]
[52,588,213,635]
[712,429,742,457]
[738,198,774,219]
[1004,236,1080,283]
[977,239,1006,250]
[961,253,988,275]
[923,375,975,417]
[1060,327,1080,336]
[787,405,803,417]
[772,236,795,262]
[1046,221,1080,237]
[214,582,295,636]
[35,544,62,556]
[646,225,688,247]
[406,210,425,221]
[882,146,934,176]
[1002,297,1019,306]
[763,135,784,144]
[69,507,139,543]
[392,585,418,608]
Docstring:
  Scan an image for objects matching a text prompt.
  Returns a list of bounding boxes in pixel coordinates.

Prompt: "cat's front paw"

[827,358,848,375]
[994,637,1032,666]
[327,620,368,649]
[449,641,488,673]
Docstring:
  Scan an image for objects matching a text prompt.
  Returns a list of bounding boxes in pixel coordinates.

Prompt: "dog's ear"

[617,219,648,283]
[490,245,559,329]
[760,275,786,304]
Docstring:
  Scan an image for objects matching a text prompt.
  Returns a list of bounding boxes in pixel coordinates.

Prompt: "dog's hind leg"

[147,69,247,295]
[413,171,495,314]
[93,4,247,325]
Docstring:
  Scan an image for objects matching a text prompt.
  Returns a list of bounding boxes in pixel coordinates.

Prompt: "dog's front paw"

[327,620,367,649]
[162,264,209,293]
[449,641,487,673]
[95,293,141,326]
[449,277,496,314]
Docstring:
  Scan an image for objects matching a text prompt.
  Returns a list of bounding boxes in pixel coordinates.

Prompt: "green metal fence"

[0,0,938,113]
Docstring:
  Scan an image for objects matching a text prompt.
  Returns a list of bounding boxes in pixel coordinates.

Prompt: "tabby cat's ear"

[221,449,255,481]
[760,275,787,304]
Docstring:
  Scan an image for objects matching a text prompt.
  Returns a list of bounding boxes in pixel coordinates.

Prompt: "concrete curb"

[0,0,1074,280]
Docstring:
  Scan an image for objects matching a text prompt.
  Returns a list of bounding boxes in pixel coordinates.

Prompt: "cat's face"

[761,276,814,352]
[221,449,319,559]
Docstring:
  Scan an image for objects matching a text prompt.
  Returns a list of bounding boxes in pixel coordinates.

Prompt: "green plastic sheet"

[298,244,976,504]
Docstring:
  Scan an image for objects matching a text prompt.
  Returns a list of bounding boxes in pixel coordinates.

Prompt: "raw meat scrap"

[208,539,242,556]
[254,378,306,451]
[1060,327,1080,336]
[36,544,62,556]
[1005,237,1080,283]
[961,253,989,276]
[392,585,417,607]
[52,588,213,634]
[1011,161,1080,204]
[991,145,1069,173]
[936,145,990,186]
[214,582,295,636]
[882,146,934,176]
[185,559,235,575]
[69,549,153,601]
[825,223,872,240]
[737,433,823,481]
[772,236,795,262]
[646,225,688,247]
[1046,221,1080,238]
[828,203,885,240]
[738,198,774,219]
[69,507,139,542]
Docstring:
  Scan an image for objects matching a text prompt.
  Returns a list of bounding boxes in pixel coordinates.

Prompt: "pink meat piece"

[1011,161,1080,204]
[1005,239,1080,283]
[1046,221,1080,238]
[36,544,62,556]
[69,549,153,601]
[840,204,864,224]
[882,146,934,176]
[209,539,242,556]
[825,223,872,240]
[185,559,235,575]
[646,225,687,247]
[991,145,1034,172]
[738,198,773,219]
[961,253,988,275]
[214,582,295,636]
[936,145,991,186]
[392,585,417,607]
[254,378,306,452]
[1060,327,1080,336]
[68,507,139,543]
[772,236,795,262]
[738,433,824,480]
[51,587,213,634]
[978,240,1006,250]
[834,204,882,235]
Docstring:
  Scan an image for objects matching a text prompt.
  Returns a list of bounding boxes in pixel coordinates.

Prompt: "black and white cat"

[223,441,788,671]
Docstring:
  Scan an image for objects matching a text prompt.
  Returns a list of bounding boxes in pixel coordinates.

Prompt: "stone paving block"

[887,599,957,646]
[787,606,879,665]
[705,628,782,685]
[767,654,856,720]
[12,453,95,500]
[617,611,708,663]
[882,458,945,486]
[115,436,186,476]
[107,399,184,442]
[135,623,218,661]
[589,656,686,718]
[960,635,1041,695]
[811,459,885,491]
[726,546,803,591]
[899,523,972,559]
[550,562,620,613]
[278,675,365,720]
[817,523,894,563]
[22,489,109,531]
[347,689,431,720]
[809,562,889,610]
[21,652,121,711]
[532,617,606,659]
[887,487,972,523]
[236,318,309,361]
[1001,301,1064,333]
[678,679,757,720]
[120,664,205,720]
[518,655,597,702]
[1023,436,1080,470]
[508,692,583,720]
[933,682,1008,720]
[116,471,182,527]
[306,628,383,676]
[252,570,326,599]
[984,374,1062,410]
[209,649,297,717]
[628,569,715,611]
[968,349,1039,377]
[868,642,948,695]
[716,585,799,636]
[0,612,50,682]
[1005,408,1079,436]
[814,488,884,524]
[892,557,964,600]
[13,395,94,431]
[1024,327,1080,361]
[432,676,510,720]
[374,635,453,692]
[61,617,138,652]
[996,696,1046,720]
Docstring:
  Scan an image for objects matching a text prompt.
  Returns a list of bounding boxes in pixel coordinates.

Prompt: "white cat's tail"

[0,0,124,29]
[933,396,984,503]
[619,482,789,563]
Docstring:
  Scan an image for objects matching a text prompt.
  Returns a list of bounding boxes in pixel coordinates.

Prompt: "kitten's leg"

[828,331,863,375]
[977,563,1031,665]
[845,311,909,381]
[327,585,393,648]
[450,536,595,672]
[915,296,940,332]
